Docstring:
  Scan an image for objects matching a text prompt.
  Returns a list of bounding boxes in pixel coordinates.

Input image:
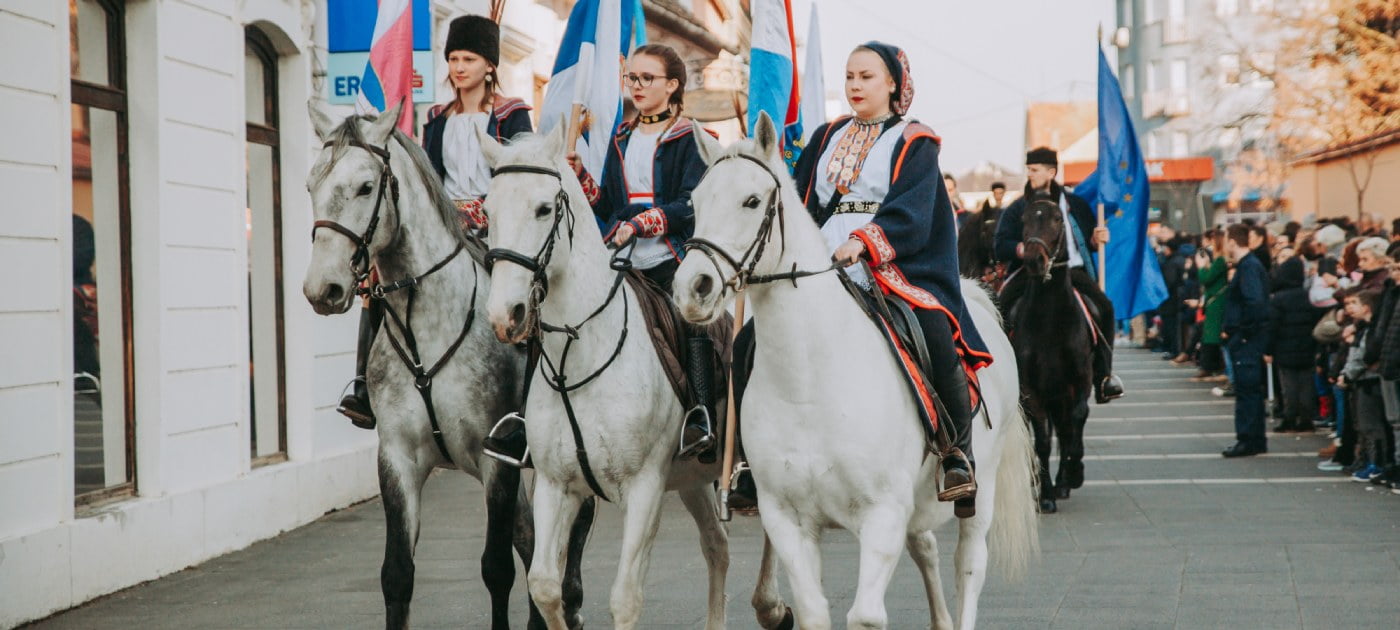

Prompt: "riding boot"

[679,335,718,461]
[933,359,978,518]
[337,299,383,430]
[1093,338,1125,404]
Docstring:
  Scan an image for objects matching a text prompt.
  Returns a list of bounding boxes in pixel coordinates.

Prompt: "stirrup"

[936,448,977,503]
[335,377,375,429]
[676,405,715,460]
[483,412,531,468]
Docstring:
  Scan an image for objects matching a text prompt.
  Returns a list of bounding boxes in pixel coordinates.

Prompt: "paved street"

[27,349,1400,629]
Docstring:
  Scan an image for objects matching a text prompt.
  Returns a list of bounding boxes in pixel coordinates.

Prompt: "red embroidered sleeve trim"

[578,169,601,205]
[629,208,668,238]
[455,198,488,231]
[852,223,896,267]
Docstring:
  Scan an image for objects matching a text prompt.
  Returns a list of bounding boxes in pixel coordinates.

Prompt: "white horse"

[474,123,729,630]
[673,114,1039,630]
[302,104,593,630]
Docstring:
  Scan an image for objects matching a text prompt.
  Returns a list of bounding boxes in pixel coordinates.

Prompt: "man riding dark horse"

[994,147,1124,404]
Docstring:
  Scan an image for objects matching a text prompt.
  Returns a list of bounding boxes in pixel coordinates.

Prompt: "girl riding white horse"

[673,106,1038,628]
[475,122,729,630]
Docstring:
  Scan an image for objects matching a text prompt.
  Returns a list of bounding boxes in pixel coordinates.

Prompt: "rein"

[1022,235,1067,282]
[312,136,479,465]
[485,163,630,502]
[683,152,840,293]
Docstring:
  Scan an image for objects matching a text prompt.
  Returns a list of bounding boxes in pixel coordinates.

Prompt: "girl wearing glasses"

[536,43,716,460]
[337,15,532,429]
[791,42,992,516]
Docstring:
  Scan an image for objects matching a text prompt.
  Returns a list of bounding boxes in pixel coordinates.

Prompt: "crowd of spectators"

[1148,216,1400,492]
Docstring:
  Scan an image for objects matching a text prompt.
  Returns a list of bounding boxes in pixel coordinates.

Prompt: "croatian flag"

[355,0,415,136]
[749,0,802,169]
[540,0,646,179]
[799,5,825,132]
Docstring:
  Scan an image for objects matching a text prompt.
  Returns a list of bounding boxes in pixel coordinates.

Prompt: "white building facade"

[0,1,579,625]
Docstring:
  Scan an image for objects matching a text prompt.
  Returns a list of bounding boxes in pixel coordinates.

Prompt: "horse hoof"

[568,614,585,630]
[1065,463,1085,489]
[1056,485,1071,499]
[775,607,795,630]
[1038,498,1058,514]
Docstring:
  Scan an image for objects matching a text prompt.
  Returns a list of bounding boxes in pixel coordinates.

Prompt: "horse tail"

[988,401,1040,581]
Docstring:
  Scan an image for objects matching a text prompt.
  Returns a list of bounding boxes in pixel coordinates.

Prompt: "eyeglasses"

[624,73,667,88]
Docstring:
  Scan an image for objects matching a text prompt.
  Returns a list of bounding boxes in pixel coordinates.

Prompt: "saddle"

[623,272,732,439]
[837,273,982,450]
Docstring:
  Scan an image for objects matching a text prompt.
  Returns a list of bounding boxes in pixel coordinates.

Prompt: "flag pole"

[717,293,746,522]
[1098,202,1107,290]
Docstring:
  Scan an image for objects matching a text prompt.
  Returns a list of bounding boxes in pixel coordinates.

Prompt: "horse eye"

[534,203,552,219]
[356,182,373,197]
[742,195,760,209]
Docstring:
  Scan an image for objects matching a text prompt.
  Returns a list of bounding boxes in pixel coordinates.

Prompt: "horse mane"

[312,115,487,262]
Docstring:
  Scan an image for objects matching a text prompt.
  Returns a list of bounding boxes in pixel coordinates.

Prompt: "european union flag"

[1074,46,1168,319]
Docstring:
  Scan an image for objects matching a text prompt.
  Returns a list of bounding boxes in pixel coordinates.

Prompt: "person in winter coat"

[1267,257,1327,432]
[1159,238,1188,360]
[1194,231,1229,380]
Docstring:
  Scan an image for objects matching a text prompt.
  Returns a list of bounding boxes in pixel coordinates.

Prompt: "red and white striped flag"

[356,0,415,136]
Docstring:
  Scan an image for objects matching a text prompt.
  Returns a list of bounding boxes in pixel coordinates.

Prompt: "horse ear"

[753,111,779,161]
[542,114,569,162]
[366,100,405,145]
[308,100,337,142]
[474,118,503,170]
[693,124,723,166]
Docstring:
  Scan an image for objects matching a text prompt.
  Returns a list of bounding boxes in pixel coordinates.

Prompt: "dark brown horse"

[1003,198,1094,514]
[958,205,1006,289]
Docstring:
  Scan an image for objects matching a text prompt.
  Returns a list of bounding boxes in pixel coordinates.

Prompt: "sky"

[791,0,1118,177]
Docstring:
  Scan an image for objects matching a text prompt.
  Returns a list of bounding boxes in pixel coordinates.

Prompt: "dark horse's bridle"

[483,164,632,502]
[311,135,473,465]
[1021,201,1069,282]
[683,153,840,293]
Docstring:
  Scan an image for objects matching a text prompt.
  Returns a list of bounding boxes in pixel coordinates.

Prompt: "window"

[1217,0,1239,17]
[1145,0,1158,23]
[1123,64,1136,99]
[1168,0,1185,20]
[245,27,287,464]
[1147,60,1161,93]
[1220,53,1241,85]
[1147,131,1161,158]
[1121,0,1134,28]
[70,0,134,502]
[1169,59,1188,92]
[1172,131,1189,157]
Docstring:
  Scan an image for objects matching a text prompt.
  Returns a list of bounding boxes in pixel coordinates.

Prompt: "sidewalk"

[26,349,1400,629]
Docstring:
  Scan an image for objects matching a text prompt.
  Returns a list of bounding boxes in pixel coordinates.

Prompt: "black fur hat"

[445,15,499,67]
[1025,146,1059,167]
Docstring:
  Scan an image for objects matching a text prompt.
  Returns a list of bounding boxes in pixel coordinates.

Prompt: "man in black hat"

[982,181,1008,211]
[994,146,1125,403]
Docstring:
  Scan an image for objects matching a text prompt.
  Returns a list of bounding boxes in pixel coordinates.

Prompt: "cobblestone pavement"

[28,349,1400,628]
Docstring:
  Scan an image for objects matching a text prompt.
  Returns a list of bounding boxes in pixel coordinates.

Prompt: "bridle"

[482,163,631,502]
[310,135,473,465]
[1022,205,1068,282]
[683,153,839,294]
[311,139,401,284]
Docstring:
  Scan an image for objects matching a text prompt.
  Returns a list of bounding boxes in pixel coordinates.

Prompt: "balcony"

[1142,91,1166,118]
[1163,19,1189,44]
[1165,92,1191,117]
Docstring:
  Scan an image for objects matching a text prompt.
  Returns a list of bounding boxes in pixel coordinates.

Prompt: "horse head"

[1020,197,1065,281]
[474,119,592,343]
[302,101,406,315]
[674,112,808,324]
[978,207,1002,261]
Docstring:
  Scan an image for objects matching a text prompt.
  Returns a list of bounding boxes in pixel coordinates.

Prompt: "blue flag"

[1074,46,1168,320]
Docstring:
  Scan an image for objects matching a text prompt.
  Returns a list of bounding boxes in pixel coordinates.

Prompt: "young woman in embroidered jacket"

[482,43,718,464]
[338,15,533,429]
[792,42,993,509]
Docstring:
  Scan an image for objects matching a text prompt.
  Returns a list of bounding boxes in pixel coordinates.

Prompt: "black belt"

[832,201,881,215]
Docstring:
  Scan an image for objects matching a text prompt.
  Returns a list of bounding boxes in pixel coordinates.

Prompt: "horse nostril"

[510,303,526,328]
[694,274,714,298]
[325,283,345,304]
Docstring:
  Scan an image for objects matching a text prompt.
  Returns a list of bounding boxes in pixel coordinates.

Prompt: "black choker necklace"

[638,109,672,125]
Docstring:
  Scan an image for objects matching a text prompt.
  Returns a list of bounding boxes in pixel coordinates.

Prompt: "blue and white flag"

[539,0,646,178]
[749,0,802,169]
[1074,45,1168,319]
[799,4,825,133]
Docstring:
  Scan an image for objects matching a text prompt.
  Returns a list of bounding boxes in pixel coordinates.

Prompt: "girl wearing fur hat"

[791,42,990,516]
[337,15,531,429]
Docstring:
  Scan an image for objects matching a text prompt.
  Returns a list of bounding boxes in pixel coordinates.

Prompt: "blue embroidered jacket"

[421,95,533,183]
[794,117,992,369]
[583,118,708,262]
